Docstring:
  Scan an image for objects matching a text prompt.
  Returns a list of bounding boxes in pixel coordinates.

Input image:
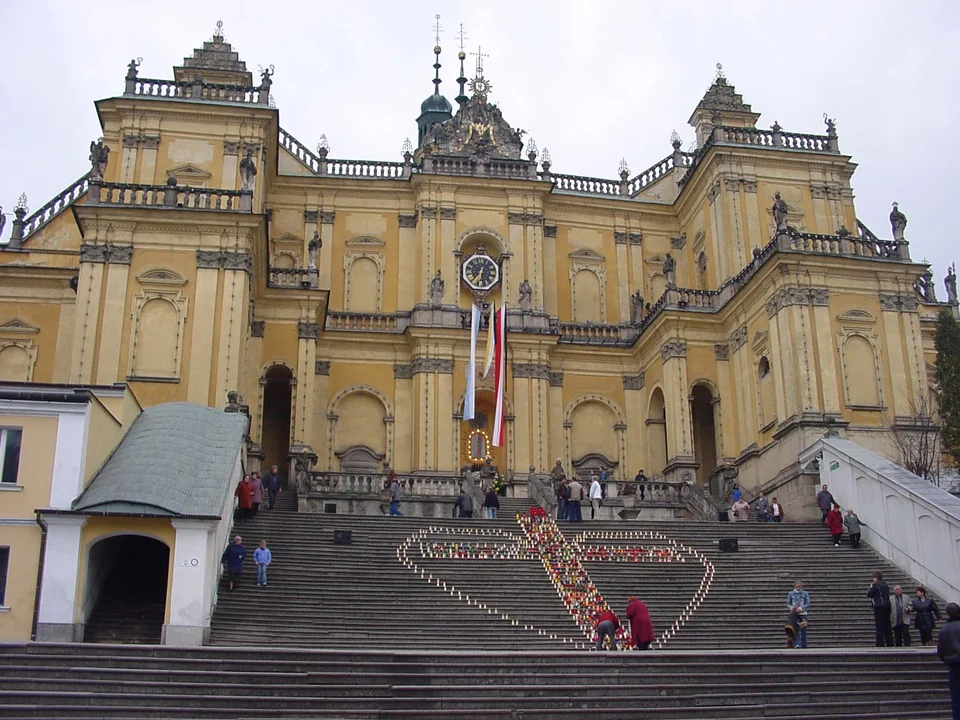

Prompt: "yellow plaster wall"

[0,415,57,517]
[82,398,125,486]
[0,525,41,640]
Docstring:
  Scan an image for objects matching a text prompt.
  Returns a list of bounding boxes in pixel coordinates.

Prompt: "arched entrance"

[262,364,293,484]
[83,535,170,643]
[646,388,668,475]
[691,384,719,486]
[460,391,506,473]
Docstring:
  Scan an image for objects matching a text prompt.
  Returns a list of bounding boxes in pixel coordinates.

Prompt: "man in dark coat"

[626,596,655,650]
[221,535,246,591]
[816,484,834,526]
[867,571,894,647]
[263,464,281,510]
[937,602,960,720]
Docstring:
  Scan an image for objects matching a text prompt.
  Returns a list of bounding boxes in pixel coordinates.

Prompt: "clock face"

[462,254,500,292]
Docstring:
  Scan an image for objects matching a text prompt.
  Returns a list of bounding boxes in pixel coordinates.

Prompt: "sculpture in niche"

[663,253,677,289]
[914,268,937,303]
[429,270,445,305]
[308,231,321,270]
[239,147,257,191]
[518,279,532,310]
[630,290,644,324]
[946,264,958,305]
[889,202,907,241]
[88,138,109,182]
[772,192,789,233]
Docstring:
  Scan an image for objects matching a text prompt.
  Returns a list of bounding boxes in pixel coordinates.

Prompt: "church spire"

[416,14,453,146]
[455,23,469,108]
[432,14,443,97]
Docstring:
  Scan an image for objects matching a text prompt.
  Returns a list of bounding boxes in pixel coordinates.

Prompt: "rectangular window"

[0,547,8,605]
[0,428,22,485]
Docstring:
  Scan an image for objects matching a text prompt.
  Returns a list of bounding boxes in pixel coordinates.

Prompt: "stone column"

[94,247,133,384]
[742,181,762,257]
[245,320,265,453]
[166,519,216,647]
[512,366,533,472]
[714,344,734,460]
[728,326,751,454]
[707,181,729,284]
[622,372,646,475]
[52,289,76,383]
[813,303,842,416]
[312,359,330,469]
[614,233,630,322]
[412,357,453,470]
[420,207,438,304]
[548,370,565,470]
[397,213,418,310]
[213,252,251,408]
[120,135,139,183]
[661,340,694,465]
[303,210,318,275]
[393,363,414,472]
[527,214,545,308]
[766,302,794,423]
[294,321,318,448]
[628,233,643,303]
[188,251,222,405]
[319,211,335,290]
[35,515,87,642]
[69,245,107,384]
[440,208,457,303]
[222,141,240,191]
[137,136,160,185]
[811,185,830,235]
[436,361,455,472]
[542,226,559,316]
[725,180,746,271]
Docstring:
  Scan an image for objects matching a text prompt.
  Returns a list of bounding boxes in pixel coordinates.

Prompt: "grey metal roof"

[72,403,247,518]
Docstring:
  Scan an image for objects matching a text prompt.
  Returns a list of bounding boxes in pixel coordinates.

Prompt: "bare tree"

[886,389,942,483]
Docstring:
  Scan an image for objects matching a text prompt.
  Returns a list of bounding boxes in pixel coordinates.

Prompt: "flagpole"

[464,302,480,421]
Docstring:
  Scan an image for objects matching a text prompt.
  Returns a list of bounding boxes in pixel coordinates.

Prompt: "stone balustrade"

[86,181,251,212]
[325,311,410,333]
[548,173,621,197]
[20,174,89,240]
[302,471,461,497]
[326,159,406,179]
[627,152,693,196]
[267,267,319,290]
[422,156,534,179]
[557,322,637,346]
[126,77,267,105]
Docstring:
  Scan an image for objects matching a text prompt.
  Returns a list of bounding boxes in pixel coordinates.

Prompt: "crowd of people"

[234,465,283,520]
[220,536,273,590]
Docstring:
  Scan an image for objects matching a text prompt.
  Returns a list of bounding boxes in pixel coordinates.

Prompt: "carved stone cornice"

[314,360,331,375]
[440,207,456,221]
[297,321,319,340]
[80,243,133,265]
[303,210,319,223]
[196,250,252,273]
[508,211,525,225]
[122,134,140,149]
[622,372,645,391]
[879,293,920,313]
[141,136,160,150]
[729,325,748,352]
[250,320,265,338]
[421,207,438,220]
[544,225,558,238]
[394,363,414,380]
[629,232,643,246]
[512,362,551,379]
[320,211,336,225]
[223,140,240,156]
[660,339,688,362]
[614,231,627,245]
[525,212,543,226]
[548,371,564,387]
[743,180,757,193]
[714,343,730,361]
[765,286,830,317]
[398,212,418,228]
[671,234,687,250]
[411,357,454,374]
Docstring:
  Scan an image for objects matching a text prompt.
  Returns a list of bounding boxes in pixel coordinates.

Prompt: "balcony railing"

[557,322,638,346]
[86,181,251,212]
[268,267,319,290]
[21,174,89,240]
[125,77,267,105]
[325,311,410,333]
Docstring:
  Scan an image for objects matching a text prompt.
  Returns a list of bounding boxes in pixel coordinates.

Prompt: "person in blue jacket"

[221,535,246,591]
[253,540,273,587]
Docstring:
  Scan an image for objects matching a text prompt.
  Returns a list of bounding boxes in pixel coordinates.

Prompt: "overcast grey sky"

[1,0,957,287]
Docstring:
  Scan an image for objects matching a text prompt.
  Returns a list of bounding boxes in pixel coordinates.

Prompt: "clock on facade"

[461,248,500,295]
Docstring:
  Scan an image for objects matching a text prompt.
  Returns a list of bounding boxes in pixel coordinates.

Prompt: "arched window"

[573,269,602,323]
[843,334,881,407]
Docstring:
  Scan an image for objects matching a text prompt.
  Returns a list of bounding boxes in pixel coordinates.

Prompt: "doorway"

[691,384,719,486]
[83,535,170,643]
[262,364,293,485]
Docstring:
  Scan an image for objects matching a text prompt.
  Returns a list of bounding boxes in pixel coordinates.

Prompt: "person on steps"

[634,469,647,501]
[891,585,912,647]
[483,486,500,519]
[843,508,862,548]
[556,479,569,521]
[826,503,844,546]
[754,492,771,522]
[263,465,281,510]
[221,535,246,591]
[626,596,654,650]
[455,487,474,518]
[235,475,253,521]
[785,580,810,649]
[816,484,834,526]
[593,608,620,651]
[389,473,403,516]
[770,496,785,523]
[589,474,602,520]
[936,602,960,720]
[907,586,942,646]
[254,540,272,587]
[567,478,584,523]
[249,473,264,517]
[732,496,750,522]
[867,571,894,647]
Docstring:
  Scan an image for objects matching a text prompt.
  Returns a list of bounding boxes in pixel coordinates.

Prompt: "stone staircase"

[209,496,936,651]
[0,643,949,718]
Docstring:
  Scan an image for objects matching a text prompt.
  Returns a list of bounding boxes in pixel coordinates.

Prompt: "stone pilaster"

[742,180,762,257]
[660,339,694,463]
[187,264,221,405]
[120,134,139,183]
[707,179,730,284]
[542,224,558,316]
[138,136,160,185]
[813,304,841,416]
[69,254,106,383]
[615,232,630,322]
[622,371,646,476]
[95,257,132,384]
[222,140,240,191]
[319,211,334,290]
[419,207,438,304]
[393,363,414,472]
[548,370,565,470]
[294,321,318,448]
[214,260,250,410]
[397,213,418,310]
[527,216,545,309]
[440,208,457,309]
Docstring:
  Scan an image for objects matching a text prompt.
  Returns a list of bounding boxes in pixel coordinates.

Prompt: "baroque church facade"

[1,28,955,504]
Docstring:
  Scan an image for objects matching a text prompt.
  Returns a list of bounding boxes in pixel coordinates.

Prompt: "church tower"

[416,21,453,145]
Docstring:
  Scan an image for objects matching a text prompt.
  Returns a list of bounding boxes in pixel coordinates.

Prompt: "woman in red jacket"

[235,475,253,521]
[626,596,655,650]
[826,503,844,546]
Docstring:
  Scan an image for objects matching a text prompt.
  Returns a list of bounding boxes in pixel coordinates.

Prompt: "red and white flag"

[492,304,507,447]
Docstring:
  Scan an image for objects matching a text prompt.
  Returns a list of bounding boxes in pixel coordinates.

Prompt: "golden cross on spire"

[472,46,489,76]
[433,14,443,46]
